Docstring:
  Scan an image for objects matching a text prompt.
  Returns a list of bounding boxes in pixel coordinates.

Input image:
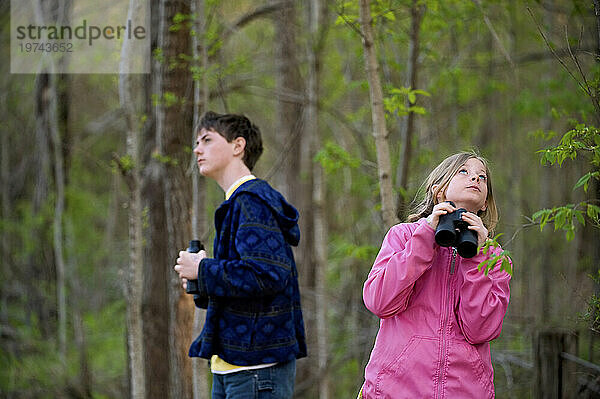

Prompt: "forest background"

[1,0,600,398]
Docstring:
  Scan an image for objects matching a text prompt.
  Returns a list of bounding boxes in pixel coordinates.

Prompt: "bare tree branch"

[564,25,600,118]
[220,1,293,42]
[481,46,597,69]
[527,8,589,96]
[334,7,364,38]
[472,0,515,70]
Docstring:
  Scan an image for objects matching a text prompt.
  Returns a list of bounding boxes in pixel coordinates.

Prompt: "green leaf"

[173,12,189,24]
[554,208,567,230]
[587,204,600,222]
[162,91,179,107]
[575,210,586,226]
[413,89,431,97]
[477,258,491,272]
[532,209,549,220]
[501,258,512,275]
[574,172,592,192]
[119,155,134,171]
[152,48,164,63]
[532,209,552,231]
[408,106,427,115]
[383,86,431,117]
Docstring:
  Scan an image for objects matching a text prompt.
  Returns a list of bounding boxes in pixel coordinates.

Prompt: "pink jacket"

[362,219,511,399]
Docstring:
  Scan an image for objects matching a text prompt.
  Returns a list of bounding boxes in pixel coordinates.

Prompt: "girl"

[360,152,511,398]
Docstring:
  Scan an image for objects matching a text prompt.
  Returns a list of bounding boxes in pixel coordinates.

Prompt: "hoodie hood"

[229,179,300,246]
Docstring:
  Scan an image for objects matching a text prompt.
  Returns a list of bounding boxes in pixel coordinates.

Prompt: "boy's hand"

[174,250,206,280]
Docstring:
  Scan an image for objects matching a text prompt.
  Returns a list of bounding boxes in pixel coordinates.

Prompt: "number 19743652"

[19,42,73,52]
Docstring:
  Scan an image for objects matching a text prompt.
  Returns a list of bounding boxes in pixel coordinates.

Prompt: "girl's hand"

[461,212,489,247]
[427,201,456,230]
[174,250,206,280]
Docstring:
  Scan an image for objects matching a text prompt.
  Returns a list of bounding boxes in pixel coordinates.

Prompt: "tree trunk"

[142,160,170,399]
[119,0,147,396]
[65,213,92,398]
[272,1,316,391]
[590,1,600,356]
[307,0,329,397]
[155,0,195,397]
[359,0,398,229]
[534,331,578,399]
[142,3,169,398]
[49,73,67,365]
[191,0,210,396]
[32,0,69,365]
[449,27,459,139]
[1,95,10,327]
[273,1,303,203]
[32,72,54,339]
[72,296,93,398]
[477,31,496,150]
[507,0,526,323]
[396,0,425,219]
[539,0,555,324]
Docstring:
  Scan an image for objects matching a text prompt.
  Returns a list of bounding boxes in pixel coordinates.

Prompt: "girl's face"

[437,158,488,213]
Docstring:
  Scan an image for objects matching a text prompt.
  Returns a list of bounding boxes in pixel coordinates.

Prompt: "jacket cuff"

[197,257,209,296]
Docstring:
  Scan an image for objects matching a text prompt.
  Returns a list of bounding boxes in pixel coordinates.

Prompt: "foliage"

[478,234,513,276]
[112,154,135,172]
[538,124,600,169]
[532,124,600,240]
[330,235,379,263]
[384,86,430,118]
[584,269,600,332]
[152,91,187,108]
[170,12,194,32]
[527,3,600,338]
[314,141,361,174]
[0,301,126,397]
[334,0,400,28]
[84,301,127,384]
[152,151,180,167]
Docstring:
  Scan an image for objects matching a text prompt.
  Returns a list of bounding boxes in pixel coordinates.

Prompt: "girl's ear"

[232,137,246,156]
[480,201,488,212]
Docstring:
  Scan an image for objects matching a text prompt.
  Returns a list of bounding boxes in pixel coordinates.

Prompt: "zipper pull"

[450,247,457,275]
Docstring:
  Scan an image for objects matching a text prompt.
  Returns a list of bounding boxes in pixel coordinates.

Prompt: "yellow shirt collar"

[225,175,256,200]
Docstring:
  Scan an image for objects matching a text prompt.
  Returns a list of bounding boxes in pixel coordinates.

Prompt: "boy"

[174,111,307,399]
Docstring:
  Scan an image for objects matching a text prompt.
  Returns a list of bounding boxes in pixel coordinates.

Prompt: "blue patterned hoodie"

[188,179,307,365]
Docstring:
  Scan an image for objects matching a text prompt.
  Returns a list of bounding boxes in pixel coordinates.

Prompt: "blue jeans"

[211,360,296,399]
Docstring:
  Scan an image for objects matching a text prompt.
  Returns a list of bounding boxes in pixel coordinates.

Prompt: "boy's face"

[193,128,238,179]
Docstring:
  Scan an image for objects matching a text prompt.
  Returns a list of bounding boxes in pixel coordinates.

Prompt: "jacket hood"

[230,179,300,246]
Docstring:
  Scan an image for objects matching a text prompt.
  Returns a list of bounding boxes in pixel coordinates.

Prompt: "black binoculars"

[184,239,208,308]
[434,202,478,258]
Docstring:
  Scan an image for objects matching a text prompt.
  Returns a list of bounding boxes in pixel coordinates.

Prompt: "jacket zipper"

[449,247,457,275]
[437,248,457,399]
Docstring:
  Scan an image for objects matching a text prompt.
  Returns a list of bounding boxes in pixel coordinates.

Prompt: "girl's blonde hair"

[407,151,498,235]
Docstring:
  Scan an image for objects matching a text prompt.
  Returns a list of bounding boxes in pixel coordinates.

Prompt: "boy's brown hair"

[197,111,264,171]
